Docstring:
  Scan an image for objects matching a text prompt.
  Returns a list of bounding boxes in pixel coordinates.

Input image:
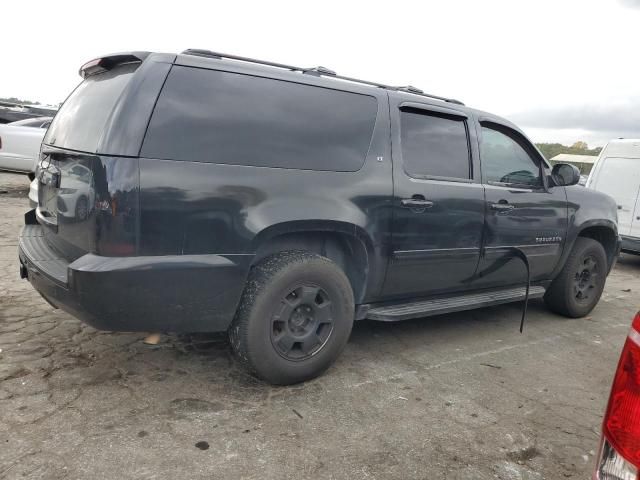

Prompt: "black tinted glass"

[44,63,138,152]
[400,109,470,179]
[141,66,378,171]
[480,126,541,186]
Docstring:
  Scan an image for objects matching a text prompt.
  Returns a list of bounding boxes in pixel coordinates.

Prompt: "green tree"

[535,142,602,160]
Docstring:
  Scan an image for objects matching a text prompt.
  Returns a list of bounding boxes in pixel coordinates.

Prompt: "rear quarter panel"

[138,90,392,301]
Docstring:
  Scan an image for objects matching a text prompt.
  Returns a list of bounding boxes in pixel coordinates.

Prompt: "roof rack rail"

[397,85,424,94]
[303,66,337,77]
[181,49,465,106]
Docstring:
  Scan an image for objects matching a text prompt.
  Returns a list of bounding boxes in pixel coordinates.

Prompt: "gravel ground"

[0,170,638,479]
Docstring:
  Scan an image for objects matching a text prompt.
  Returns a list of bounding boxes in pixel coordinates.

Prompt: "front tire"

[544,237,607,318]
[229,251,354,385]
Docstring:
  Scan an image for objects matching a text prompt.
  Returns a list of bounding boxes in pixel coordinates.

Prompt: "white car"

[56,162,96,221]
[586,138,640,254]
[0,117,52,175]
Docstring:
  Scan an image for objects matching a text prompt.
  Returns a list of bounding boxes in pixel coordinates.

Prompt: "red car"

[594,312,640,479]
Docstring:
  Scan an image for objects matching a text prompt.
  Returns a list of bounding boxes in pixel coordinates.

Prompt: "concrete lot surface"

[1,171,638,479]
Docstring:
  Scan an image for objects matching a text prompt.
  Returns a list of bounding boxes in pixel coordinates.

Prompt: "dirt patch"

[507,446,542,463]
[0,182,29,198]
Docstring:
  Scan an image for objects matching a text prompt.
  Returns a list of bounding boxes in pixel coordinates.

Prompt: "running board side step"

[366,286,546,322]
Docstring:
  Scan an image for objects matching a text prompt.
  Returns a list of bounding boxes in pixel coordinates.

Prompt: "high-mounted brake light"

[78,52,150,78]
[595,312,640,479]
[79,58,104,78]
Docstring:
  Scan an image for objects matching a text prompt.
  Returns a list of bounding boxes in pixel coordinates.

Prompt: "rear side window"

[44,63,138,152]
[141,66,378,171]
[400,109,471,179]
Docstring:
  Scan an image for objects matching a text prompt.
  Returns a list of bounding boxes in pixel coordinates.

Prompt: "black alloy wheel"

[270,284,335,361]
[573,254,599,303]
[544,237,607,318]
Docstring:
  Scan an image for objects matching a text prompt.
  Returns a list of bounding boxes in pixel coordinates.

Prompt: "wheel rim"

[270,284,334,361]
[573,254,599,303]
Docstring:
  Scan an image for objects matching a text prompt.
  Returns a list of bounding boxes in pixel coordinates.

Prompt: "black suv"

[19,50,620,384]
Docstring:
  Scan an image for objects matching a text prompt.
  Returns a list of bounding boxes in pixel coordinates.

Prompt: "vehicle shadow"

[616,252,640,272]
[133,297,554,396]
[168,298,551,368]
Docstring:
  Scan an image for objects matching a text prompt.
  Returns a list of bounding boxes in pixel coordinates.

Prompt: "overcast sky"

[2,0,638,147]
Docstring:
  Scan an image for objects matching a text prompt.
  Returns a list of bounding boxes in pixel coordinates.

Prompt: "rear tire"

[544,237,607,318]
[229,251,354,385]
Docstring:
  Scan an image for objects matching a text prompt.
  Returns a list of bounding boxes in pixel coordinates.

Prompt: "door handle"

[401,197,434,210]
[490,202,515,212]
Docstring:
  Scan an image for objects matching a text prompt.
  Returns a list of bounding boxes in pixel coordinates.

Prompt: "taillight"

[595,312,640,479]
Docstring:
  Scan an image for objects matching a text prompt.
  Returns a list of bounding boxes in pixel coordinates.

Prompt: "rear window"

[44,63,138,152]
[140,66,378,171]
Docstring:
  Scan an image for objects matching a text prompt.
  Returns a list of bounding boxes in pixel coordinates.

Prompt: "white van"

[586,139,640,254]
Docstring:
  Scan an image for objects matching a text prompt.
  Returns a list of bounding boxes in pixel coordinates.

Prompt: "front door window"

[480,126,542,188]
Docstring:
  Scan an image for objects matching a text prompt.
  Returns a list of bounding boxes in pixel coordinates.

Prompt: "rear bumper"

[19,223,252,332]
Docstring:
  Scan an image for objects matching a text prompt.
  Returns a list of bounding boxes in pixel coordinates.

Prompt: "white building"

[549,153,598,174]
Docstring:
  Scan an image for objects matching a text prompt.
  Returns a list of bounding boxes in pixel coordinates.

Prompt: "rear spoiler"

[79,52,150,78]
